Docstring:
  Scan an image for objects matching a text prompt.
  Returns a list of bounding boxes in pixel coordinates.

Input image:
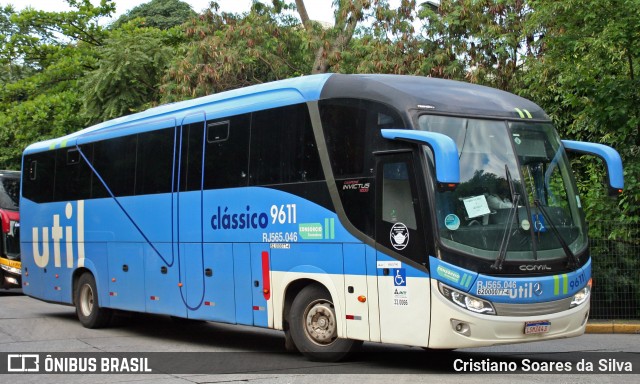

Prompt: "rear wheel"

[289,284,361,362]
[75,273,112,328]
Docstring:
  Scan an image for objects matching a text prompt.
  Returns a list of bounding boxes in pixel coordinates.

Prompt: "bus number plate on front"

[524,320,550,335]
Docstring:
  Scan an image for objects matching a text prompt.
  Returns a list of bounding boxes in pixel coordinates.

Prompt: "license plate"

[524,320,550,335]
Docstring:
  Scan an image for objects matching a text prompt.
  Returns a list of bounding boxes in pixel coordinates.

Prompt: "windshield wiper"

[533,200,579,268]
[492,165,519,271]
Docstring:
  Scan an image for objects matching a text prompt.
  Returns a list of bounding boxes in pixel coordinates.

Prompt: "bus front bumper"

[428,279,590,349]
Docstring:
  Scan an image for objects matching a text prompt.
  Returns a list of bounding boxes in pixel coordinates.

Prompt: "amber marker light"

[178,282,183,287]
[358,295,367,303]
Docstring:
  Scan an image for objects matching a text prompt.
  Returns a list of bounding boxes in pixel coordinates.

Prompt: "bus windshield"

[418,115,587,262]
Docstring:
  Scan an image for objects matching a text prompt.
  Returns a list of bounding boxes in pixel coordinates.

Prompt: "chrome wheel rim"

[304,299,337,346]
[79,284,94,317]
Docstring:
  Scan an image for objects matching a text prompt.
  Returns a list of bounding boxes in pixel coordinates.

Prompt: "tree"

[161,1,310,100]
[111,0,196,30]
[522,0,640,223]
[7,0,115,68]
[417,0,536,90]
[82,25,177,123]
[336,0,427,75]
[0,5,32,83]
[0,0,115,168]
[295,0,371,74]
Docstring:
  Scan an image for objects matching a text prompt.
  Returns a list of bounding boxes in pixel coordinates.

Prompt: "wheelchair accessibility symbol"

[394,268,406,286]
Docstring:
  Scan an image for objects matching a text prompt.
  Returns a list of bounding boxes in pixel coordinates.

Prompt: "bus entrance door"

[374,152,431,347]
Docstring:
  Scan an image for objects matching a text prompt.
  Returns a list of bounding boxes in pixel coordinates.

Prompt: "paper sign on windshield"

[463,195,491,218]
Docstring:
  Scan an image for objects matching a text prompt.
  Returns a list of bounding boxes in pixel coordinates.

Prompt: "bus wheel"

[75,273,112,328]
[289,284,361,362]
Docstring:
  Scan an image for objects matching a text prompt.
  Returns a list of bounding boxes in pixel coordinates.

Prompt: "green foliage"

[111,0,197,30]
[297,0,372,74]
[0,1,114,169]
[161,2,310,100]
[81,25,177,123]
[417,0,536,89]
[6,0,115,68]
[522,0,640,223]
[337,0,425,74]
[0,90,84,168]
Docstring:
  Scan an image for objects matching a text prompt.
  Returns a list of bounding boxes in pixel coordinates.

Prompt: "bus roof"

[320,74,549,121]
[24,74,333,154]
[24,73,549,154]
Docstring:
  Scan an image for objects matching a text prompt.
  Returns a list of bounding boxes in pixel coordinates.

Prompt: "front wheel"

[75,272,112,328]
[289,284,361,362]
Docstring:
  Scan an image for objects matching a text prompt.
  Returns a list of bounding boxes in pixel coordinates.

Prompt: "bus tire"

[75,272,112,328]
[289,284,361,362]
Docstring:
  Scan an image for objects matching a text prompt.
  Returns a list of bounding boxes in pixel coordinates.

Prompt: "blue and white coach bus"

[20,74,623,361]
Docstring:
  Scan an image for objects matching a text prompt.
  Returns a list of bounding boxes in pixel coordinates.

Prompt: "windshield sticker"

[532,214,547,232]
[390,223,409,250]
[462,195,491,218]
[521,219,531,231]
[444,214,460,230]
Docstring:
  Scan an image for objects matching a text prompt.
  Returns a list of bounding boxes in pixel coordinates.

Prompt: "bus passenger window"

[204,114,250,190]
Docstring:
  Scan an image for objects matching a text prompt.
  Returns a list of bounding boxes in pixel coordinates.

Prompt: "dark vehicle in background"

[0,170,21,289]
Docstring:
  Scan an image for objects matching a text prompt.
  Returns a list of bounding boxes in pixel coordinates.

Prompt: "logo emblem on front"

[519,264,552,271]
[533,282,543,296]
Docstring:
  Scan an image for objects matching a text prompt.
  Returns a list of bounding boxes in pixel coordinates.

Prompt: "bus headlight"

[438,282,495,315]
[570,279,592,308]
[1,264,21,275]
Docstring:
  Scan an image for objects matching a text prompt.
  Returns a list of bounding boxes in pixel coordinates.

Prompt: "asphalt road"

[1,290,639,383]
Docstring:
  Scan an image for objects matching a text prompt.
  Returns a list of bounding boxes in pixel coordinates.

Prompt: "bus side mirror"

[381,129,460,188]
[562,140,624,196]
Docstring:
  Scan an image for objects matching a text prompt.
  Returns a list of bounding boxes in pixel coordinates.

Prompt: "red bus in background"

[0,170,21,289]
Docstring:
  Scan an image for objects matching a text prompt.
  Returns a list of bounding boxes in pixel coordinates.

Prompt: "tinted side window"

[22,151,56,203]
[249,104,323,185]
[92,135,137,197]
[320,99,404,179]
[320,99,405,236]
[204,114,250,190]
[136,128,175,195]
[178,122,205,192]
[54,148,92,201]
